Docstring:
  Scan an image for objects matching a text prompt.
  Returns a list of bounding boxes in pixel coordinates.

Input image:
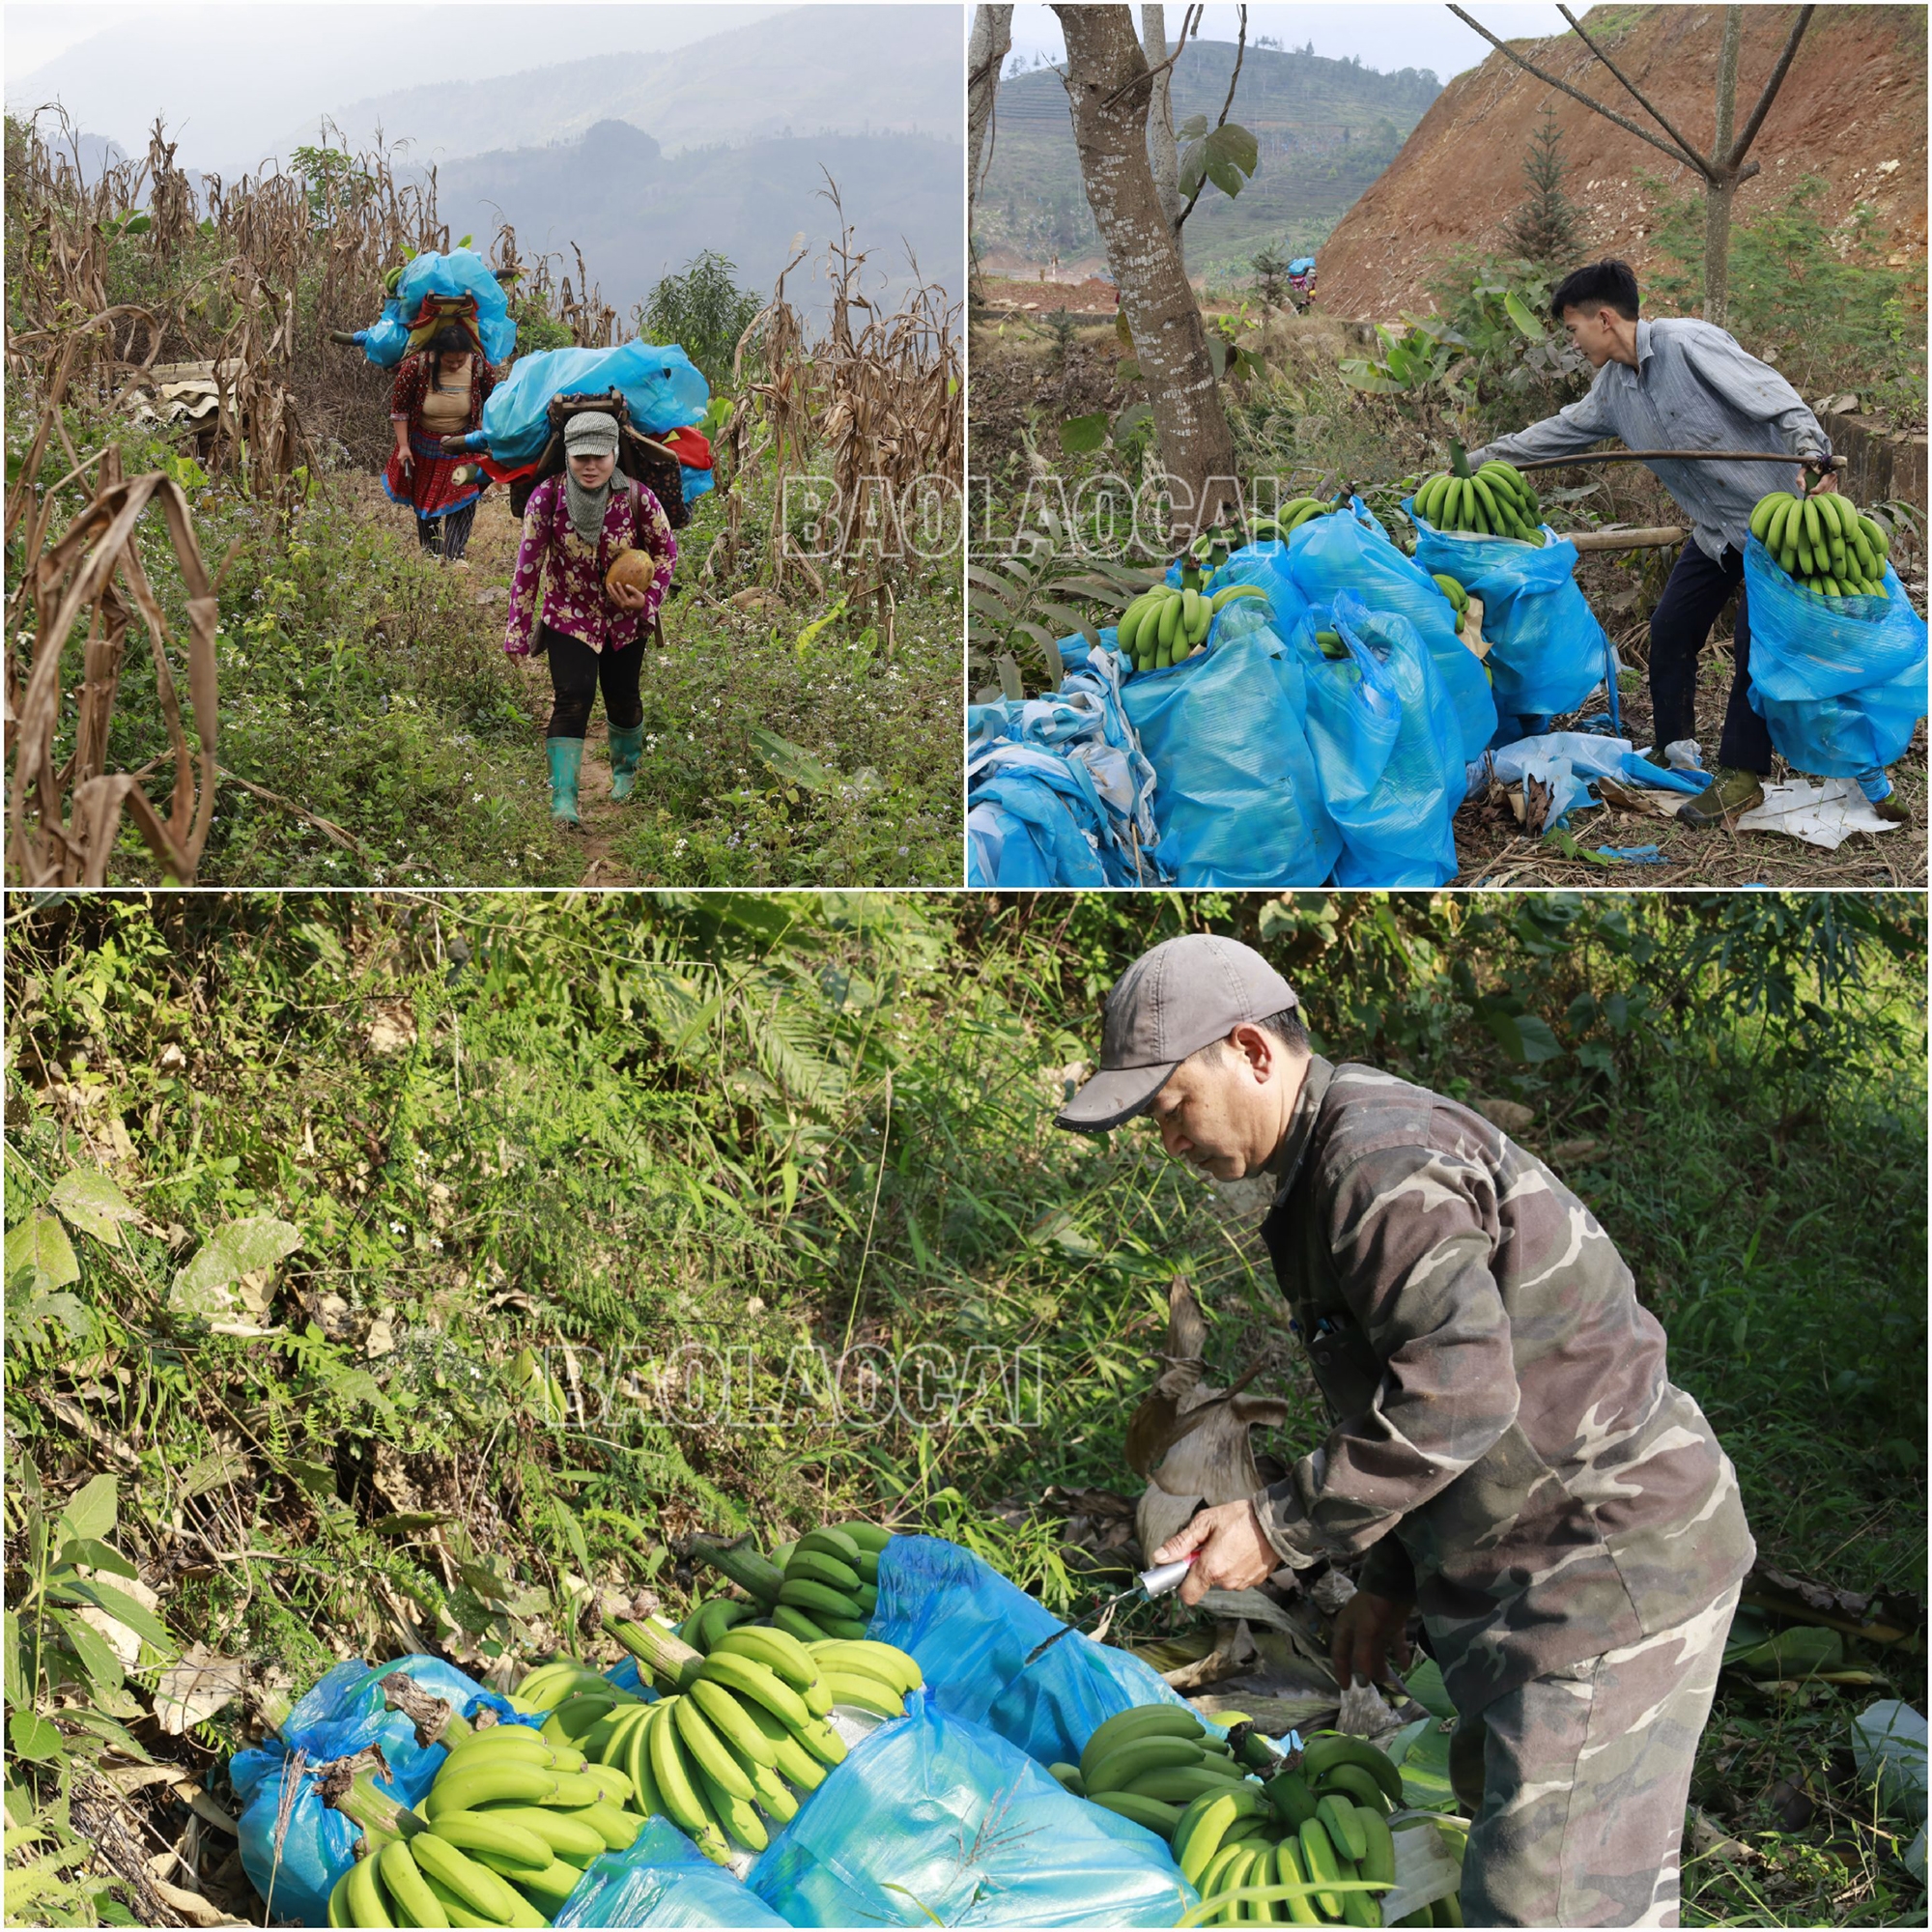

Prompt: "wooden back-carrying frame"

[503,389,689,528]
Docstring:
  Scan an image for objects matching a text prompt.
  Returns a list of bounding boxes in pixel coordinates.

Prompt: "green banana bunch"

[326,1751,598,1928]
[1065,1706,1256,1847]
[679,1597,758,1654]
[1115,582,1267,675]
[1252,496,1343,543]
[598,1613,921,1861]
[1414,460,1545,545]
[806,1636,922,1717]
[1118,1729,1406,1926]
[1296,1733,1406,1814]
[1428,573,1473,637]
[772,1526,881,1638]
[1748,487,1891,598]
[1184,529,1237,575]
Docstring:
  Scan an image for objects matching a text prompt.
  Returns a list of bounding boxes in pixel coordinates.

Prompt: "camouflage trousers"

[1451,1583,1741,1927]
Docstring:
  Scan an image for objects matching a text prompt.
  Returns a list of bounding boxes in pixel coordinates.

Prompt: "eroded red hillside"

[1318,4,1926,322]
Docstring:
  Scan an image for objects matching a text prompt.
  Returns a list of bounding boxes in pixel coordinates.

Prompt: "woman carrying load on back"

[384,323,497,560]
[503,411,676,825]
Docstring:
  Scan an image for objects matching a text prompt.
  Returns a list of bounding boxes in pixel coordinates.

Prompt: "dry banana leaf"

[1130,1277,1290,1561]
[152,1644,248,1734]
[1191,1690,1340,1737]
[1161,1619,1257,1691]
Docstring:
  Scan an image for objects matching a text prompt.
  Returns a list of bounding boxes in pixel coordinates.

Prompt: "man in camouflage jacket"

[1058,935,1754,1927]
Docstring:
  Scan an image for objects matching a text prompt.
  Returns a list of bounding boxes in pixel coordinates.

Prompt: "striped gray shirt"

[1472,317,1830,562]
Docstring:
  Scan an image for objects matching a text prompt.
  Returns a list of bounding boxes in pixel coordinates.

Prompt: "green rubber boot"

[608,723,644,802]
[546,736,583,826]
[1676,765,1765,830]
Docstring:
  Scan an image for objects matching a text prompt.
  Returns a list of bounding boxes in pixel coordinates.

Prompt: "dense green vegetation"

[5,891,1924,1923]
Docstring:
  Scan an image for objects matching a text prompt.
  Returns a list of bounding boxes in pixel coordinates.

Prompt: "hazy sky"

[1003,5,1574,81]
[2,1,797,164]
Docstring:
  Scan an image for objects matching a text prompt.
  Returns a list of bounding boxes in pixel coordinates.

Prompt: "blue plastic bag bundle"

[1742,537,1930,775]
[231,1656,522,1926]
[1489,731,1711,799]
[1409,509,1608,724]
[482,342,711,467]
[554,1816,786,1928]
[352,296,413,368]
[1119,602,1342,887]
[1016,637,1161,873]
[967,715,1123,888]
[868,1535,1209,1770]
[1299,593,1465,886]
[393,249,517,363]
[1286,501,1497,760]
[746,1698,1197,1927]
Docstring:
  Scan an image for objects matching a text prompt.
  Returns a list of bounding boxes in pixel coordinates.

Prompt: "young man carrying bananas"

[1468,259,1906,828]
[1056,934,1755,1929]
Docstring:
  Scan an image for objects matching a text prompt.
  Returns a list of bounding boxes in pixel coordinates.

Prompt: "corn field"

[719,180,963,622]
[4,113,962,887]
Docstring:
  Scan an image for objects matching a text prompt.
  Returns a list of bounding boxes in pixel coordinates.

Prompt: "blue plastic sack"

[394,249,517,363]
[967,643,1163,887]
[1286,503,1496,760]
[354,297,413,368]
[966,727,1116,888]
[1300,593,1464,886]
[232,1656,520,1926]
[1742,537,1929,775]
[1119,605,1341,887]
[746,1698,1197,1927]
[555,1816,784,1927]
[868,1536,1211,1770]
[483,342,712,467]
[1410,511,1608,723]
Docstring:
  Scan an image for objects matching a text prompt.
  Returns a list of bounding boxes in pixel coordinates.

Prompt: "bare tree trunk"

[1056,4,1238,535]
[1704,5,1743,328]
[968,6,1014,234]
[1142,6,1184,237]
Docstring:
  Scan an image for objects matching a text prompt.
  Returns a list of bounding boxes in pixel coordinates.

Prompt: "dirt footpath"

[350,476,638,884]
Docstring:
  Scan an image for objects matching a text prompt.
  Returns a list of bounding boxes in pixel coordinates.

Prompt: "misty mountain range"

[15,5,961,327]
[432,120,960,322]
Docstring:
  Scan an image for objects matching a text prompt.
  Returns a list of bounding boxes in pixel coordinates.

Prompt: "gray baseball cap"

[563,411,620,455]
[1057,934,1299,1133]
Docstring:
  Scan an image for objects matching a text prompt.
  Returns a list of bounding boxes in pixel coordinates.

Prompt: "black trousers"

[416,500,477,559]
[542,626,643,740]
[1648,540,1773,775]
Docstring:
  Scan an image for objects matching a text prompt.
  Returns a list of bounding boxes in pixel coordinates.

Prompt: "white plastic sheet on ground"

[1735,777,1906,849]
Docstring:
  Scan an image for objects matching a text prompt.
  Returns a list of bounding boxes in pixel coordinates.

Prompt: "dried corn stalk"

[1128,1277,1291,1561]
[6,386,221,886]
[722,178,962,596]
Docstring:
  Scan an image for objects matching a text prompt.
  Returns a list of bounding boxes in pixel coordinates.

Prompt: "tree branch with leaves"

[1447,3,1815,327]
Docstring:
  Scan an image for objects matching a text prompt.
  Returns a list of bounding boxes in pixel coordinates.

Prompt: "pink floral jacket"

[503,473,676,657]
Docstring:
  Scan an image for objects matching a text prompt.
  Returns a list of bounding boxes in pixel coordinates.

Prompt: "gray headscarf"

[564,469,612,547]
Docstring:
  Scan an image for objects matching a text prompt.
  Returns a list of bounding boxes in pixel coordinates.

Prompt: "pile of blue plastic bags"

[234,1535,1213,1929]
[969,497,1617,887]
